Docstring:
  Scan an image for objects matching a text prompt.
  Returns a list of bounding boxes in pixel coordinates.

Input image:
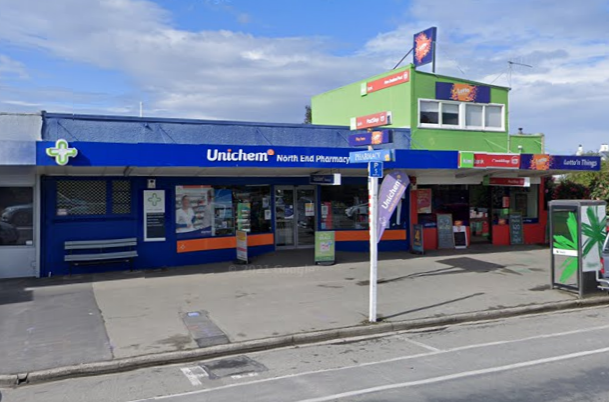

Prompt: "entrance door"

[275,186,316,248]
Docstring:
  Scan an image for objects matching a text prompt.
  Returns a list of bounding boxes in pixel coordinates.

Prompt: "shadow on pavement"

[380,292,486,321]
[0,244,548,292]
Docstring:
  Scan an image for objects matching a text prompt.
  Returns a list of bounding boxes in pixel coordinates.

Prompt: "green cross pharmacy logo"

[148,193,162,207]
[46,139,78,166]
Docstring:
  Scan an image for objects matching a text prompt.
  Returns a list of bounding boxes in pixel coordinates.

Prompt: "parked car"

[0,221,19,245]
[1,203,33,226]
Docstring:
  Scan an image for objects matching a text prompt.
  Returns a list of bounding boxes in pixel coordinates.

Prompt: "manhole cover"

[199,355,267,380]
[181,311,230,348]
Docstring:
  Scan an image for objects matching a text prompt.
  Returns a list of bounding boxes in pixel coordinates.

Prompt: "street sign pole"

[368,171,379,322]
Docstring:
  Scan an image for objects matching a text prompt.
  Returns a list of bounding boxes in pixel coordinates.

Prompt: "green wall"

[409,71,510,152]
[311,65,526,154]
[311,66,411,128]
[509,134,544,154]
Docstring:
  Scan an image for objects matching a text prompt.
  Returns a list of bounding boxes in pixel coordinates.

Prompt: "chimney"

[576,145,584,156]
[518,127,524,134]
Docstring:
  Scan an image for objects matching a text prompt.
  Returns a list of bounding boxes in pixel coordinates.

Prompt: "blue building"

[0,112,600,278]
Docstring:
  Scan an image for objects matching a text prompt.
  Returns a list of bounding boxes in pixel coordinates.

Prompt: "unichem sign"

[207,148,273,162]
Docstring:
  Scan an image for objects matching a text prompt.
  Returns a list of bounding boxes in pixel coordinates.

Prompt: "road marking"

[402,337,442,352]
[128,323,609,401]
[294,345,609,402]
[180,366,208,386]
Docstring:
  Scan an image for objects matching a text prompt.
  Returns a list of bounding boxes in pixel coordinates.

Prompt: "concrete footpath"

[1,245,607,382]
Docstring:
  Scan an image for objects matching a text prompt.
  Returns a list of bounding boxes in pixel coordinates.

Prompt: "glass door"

[275,186,316,248]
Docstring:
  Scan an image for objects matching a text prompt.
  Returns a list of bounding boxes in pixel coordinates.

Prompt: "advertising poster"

[236,230,248,263]
[144,190,166,242]
[175,186,233,240]
[412,224,424,254]
[416,189,432,214]
[237,202,251,232]
[413,27,437,67]
[581,204,607,272]
[315,231,335,265]
[305,202,315,217]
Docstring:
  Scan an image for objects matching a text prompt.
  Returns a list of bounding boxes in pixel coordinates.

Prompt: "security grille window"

[420,99,504,131]
[56,180,107,216]
[112,180,132,214]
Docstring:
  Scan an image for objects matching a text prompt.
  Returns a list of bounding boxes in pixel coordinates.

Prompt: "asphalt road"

[4,306,609,402]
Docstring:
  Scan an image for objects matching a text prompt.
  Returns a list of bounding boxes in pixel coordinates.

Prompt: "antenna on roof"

[507,61,533,88]
[139,102,143,118]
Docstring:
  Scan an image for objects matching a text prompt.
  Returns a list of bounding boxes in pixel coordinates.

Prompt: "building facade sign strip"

[361,71,410,96]
[36,142,459,170]
[520,154,601,172]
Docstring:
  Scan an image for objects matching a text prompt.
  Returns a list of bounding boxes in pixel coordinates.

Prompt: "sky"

[0,0,608,155]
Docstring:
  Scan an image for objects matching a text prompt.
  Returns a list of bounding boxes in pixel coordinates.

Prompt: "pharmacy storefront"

[37,134,457,276]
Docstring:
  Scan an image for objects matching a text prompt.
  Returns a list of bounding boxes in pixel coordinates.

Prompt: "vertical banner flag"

[377,170,410,243]
[413,27,437,67]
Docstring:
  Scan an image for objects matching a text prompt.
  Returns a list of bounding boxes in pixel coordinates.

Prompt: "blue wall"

[42,113,412,150]
[41,175,410,276]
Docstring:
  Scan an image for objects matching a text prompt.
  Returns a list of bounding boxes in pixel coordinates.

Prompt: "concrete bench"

[64,238,138,275]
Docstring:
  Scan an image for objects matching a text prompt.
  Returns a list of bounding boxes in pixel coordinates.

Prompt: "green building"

[311,64,543,154]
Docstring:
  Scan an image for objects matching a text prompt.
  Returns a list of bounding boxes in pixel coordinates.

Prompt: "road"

[4,306,609,402]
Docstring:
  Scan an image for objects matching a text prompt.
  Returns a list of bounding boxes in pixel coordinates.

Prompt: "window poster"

[175,185,233,240]
[416,189,432,214]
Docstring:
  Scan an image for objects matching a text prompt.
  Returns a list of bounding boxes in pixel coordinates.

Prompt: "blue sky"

[0,0,608,154]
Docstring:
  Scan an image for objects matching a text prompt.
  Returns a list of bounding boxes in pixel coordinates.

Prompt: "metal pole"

[369,174,379,322]
[432,41,437,74]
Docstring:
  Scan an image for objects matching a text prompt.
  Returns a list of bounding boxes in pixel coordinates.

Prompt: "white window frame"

[418,98,505,132]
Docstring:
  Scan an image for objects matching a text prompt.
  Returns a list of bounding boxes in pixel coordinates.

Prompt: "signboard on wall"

[144,190,166,242]
[436,82,491,103]
[361,71,410,96]
[437,213,454,249]
[520,154,601,172]
[413,27,437,67]
[509,214,524,245]
[484,177,531,187]
[472,153,521,169]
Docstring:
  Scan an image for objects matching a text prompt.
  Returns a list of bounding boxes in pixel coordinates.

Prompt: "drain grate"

[199,355,268,380]
[181,311,230,348]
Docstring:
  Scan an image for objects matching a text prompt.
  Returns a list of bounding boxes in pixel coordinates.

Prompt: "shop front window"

[56,179,133,217]
[320,185,369,230]
[510,185,539,220]
[0,187,34,246]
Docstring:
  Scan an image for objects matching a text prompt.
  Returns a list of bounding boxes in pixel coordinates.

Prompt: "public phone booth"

[549,200,607,297]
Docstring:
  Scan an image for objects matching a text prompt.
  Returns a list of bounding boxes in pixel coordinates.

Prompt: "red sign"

[350,111,392,130]
[474,153,521,169]
[487,177,531,187]
[362,71,410,95]
[416,188,432,214]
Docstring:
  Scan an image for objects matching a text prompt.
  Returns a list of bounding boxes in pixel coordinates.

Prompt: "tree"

[552,179,590,200]
[303,105,312,124]
[590,160,609,203]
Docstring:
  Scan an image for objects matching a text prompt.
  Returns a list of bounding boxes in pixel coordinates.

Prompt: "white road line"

[402,337,442,352]
[180,366,208,386]
[129,323,609,401]
[231,372,259,380]
[294,345,609,402]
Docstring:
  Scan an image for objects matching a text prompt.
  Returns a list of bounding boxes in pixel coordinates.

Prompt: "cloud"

[0,54,28,79]
[0,0,607,154]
